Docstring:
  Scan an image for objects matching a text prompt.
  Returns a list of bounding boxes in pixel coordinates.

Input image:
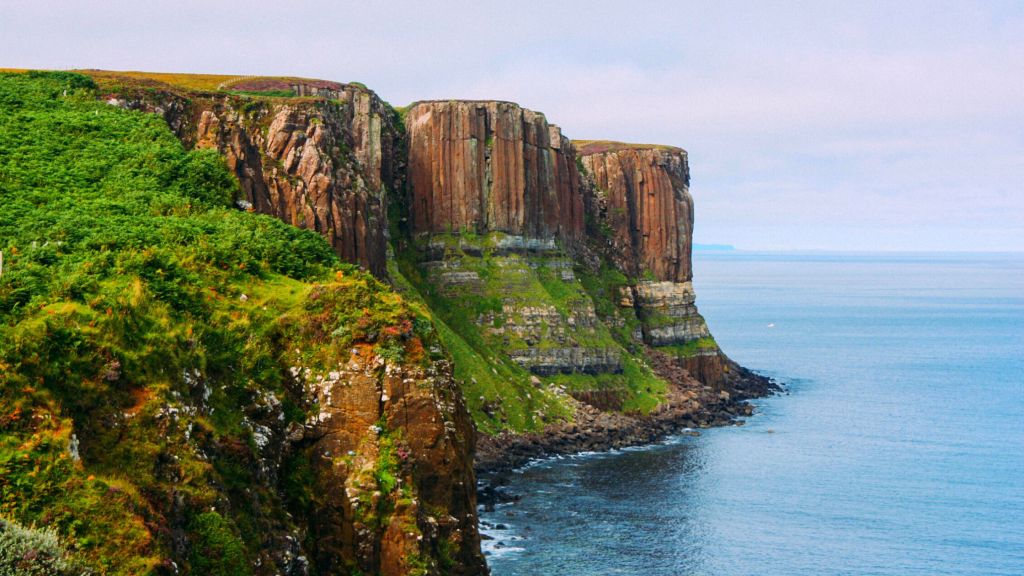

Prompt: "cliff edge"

[92,71,403,277]
[0,71,485,576]
[0,69,774,576]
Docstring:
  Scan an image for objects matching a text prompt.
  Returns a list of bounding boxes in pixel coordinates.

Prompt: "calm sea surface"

[480,251,1024,576]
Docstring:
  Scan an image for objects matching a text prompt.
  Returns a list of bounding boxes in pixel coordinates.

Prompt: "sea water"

[480,252,1024,576]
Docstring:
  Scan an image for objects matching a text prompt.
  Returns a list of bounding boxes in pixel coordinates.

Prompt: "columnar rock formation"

[402,102,621,379]
[2,70,774,573]
[577,142,693,282]
[104,77,729,376]
[109,81,401,276]
[405,100,585,244]
[577,142,715,351]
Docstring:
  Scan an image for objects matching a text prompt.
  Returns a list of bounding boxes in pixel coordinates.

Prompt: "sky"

[3,0,1022,251]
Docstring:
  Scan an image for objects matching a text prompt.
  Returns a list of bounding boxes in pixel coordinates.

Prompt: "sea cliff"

[0,70,774,576]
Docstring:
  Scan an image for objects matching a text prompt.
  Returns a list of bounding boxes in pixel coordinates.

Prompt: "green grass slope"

[392,233,667,433]
[0,71,432,574]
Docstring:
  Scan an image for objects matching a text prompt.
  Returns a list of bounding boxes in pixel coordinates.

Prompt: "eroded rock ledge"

[475,348,778,474]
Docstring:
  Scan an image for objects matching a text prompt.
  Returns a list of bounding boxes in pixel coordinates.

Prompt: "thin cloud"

[2,0,1021,250]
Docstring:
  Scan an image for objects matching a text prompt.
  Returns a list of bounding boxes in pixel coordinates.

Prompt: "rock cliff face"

[1,69,496,576]
[302,345,483,575]
[395,98,752,427]
[73,71,770,575]
[627,281,712,345]
[405,101,584,244]
[577,142,693,283]
[107,79,402,277]
[400,101,615,381]
[578,142,720,368]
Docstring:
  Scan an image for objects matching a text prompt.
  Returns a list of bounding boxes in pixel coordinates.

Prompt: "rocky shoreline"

[474,357,780,477]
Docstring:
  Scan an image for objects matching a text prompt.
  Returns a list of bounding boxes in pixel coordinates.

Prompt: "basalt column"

[402,101,621,378]
[578,142,724,385]
[405,100,585,244]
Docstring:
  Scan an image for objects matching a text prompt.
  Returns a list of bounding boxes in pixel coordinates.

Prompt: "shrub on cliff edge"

[0,518,89,576]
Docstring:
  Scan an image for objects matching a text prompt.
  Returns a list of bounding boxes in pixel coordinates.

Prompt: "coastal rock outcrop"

[396,99,766,424]
[577,141,737,388]
[628,281,712,346]
[303,347,484,575]
[4,70,491,576]
[405,100,585,244]
[578,142,693,283]
[579,144,706,338]
[105,79,402,276]
[401,101,618,379]
[0,69,784,576]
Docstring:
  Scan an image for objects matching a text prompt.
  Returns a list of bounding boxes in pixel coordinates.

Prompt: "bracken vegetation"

[0,71,433,574]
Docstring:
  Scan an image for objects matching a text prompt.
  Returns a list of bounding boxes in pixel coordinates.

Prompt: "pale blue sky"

[4,1,1022,251]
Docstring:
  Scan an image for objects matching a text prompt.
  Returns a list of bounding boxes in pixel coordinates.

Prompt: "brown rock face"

[578,143,693,283]
[405,101,585,244]
[577,143,707,345]
[306,349,484,575]
[109,85,402,277]
[578,142,733,390]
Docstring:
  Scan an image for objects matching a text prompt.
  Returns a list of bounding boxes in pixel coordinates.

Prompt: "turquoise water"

[480,252,1024,575]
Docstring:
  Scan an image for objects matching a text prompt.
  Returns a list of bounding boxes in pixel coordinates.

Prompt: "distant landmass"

[694,243,736,251]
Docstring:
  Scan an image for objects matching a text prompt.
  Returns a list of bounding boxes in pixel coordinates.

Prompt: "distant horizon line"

[694,246,1024,255]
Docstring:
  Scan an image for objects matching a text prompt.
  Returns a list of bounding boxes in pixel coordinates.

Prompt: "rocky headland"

[0,70,776,576]
[475,350,776,475]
